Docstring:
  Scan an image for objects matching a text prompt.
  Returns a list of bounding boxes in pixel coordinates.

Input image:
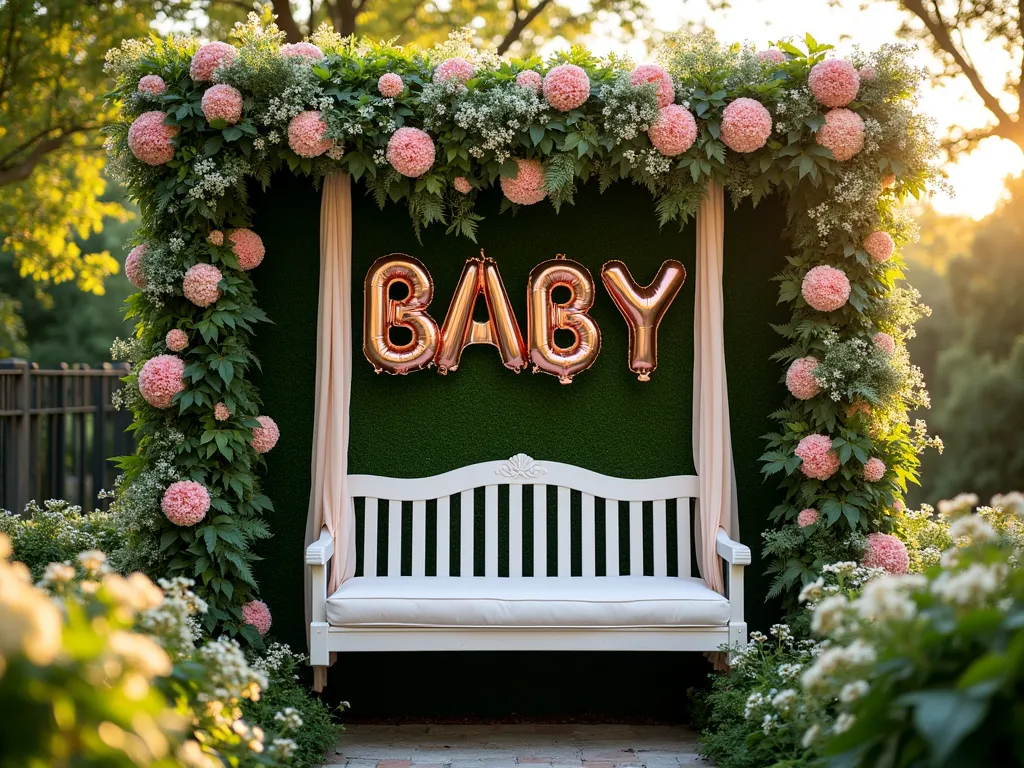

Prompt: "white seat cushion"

[325,576,730,628]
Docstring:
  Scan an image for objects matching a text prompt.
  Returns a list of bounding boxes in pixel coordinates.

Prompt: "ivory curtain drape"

[303,174,356,689]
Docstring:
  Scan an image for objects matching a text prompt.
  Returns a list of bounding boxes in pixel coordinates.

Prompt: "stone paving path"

[321,724,707,768]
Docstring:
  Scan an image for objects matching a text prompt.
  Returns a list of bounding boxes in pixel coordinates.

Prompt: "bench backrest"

[348,453,699,579]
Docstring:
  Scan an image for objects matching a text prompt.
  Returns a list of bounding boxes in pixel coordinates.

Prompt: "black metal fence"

[0,359,135,513]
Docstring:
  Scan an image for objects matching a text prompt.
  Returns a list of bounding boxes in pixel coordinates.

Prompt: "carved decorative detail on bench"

[495,453,546,479]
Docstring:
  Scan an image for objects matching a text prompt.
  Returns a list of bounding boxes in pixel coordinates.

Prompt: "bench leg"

[310,621,330,667]
[728,621,747,661]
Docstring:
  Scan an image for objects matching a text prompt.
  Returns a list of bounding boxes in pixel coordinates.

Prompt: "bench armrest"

[305,526,335,566]
[716,528,751,565]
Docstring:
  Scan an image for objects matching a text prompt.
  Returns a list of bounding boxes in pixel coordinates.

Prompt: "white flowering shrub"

[0,499,115,580]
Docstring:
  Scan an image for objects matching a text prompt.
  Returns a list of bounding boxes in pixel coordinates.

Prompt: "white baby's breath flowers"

[937,493,978,519]
[811,595,849,635]
[274,707,304,731]
[949,514,996,544]
[855,575,921,623]
[991,492,1024,517]
[771,688,798,715]
[839,680,869,703]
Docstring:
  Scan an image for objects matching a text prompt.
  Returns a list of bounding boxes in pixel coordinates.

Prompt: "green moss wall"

[249,174,788,717]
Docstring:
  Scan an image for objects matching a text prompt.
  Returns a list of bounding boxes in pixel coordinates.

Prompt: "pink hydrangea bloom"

[893,500,905,513]
[757,49,786,65]
[720,98,773,153]
[543,64,590,112]
[648,105,697,157]
[873,332,895,355]
[797,508,819,527]
[377,73,404,98]
[208,230,224,246]
[165,329,188,353]
[386,127,436,178]
[516,70,543,91]
[214,402,230,421]
[251,415,280,454]
[182,263,222,308]
[795,434,840,480]
[629,64,675,108]
[281,42,324,60]
[864,230,895,263]
[138,75,166,95]
[863,457,886,482]
[162,480,211,527]
[128,111,178,165]
[138,355,185,409]
[453,176,472,194]
[190,41,236,82]
[802,265,851,312]
[859,65,877,81]
[881,173,897,190]
[816,108,865,161]
[229,228,265,270]
[241,599,272,636]
[862,532,908,574]
[786,356,821,400]
[288,111,333,158]
[434,57,474,83]
[500,158,547,205]
[201,83,243,124]
[125,244,147,289]
[808,59,860,107]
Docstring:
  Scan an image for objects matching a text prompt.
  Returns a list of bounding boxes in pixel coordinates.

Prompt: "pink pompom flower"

[720,98,773,153]
[543,64,590,112]
[190,41,236,82]
[128,111,178,166]
[387,127,436,178]
[757,49,786,65]
[648,105,697,157]
[802,265,851,312]
[862,532,908,574]
[182,263,223,308]
[516,70,543,91]
[241,599,272,636]
[858,65,877,82]
[201,83,243,124]
[873,332,895,355]
[208,230,224,246]
[251,415,280,454]
[125,244,147,289]
[214,402,230,421]
[281,42,324,60]
[809,59,860,107]
[816,108,865,161]
[629,64,675,108]
[453,176,472,194]
[377,72,404,98]
[162,480,211,526]
[138,75,166,95]
[786,356,821,400]
[893,500,905,513]
[138,354,185,409]
[434,57,474,84]
[863,457,886,482]
[288,111,334,158]
[797,508,819,527]
[228,228,265,271]
[864,230,895,263]
[500,158,546,205]
[795,434,840,480]
[165,329,188,353]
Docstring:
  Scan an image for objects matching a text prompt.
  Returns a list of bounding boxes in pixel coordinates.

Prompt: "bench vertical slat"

[363,498,378,578]
[484,484,499,577]
[460,489,474,577]
[581,493,596,577]
[605,499,619,576]
[412,499,426,577]
[653,499,668,577]
[557,486,570,577]
[509,485,523,577]
[436,495,450,577]
[677,497,691,577]
[387,499,402,577]
[629,500,643,576]
[533,485,547,577]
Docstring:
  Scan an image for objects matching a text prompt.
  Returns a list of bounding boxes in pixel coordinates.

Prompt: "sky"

[569,0,1024,219]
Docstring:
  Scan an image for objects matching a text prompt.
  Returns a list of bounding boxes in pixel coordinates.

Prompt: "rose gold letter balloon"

[362,254,439,375]
[435,251,527,374]
[601,259,686,381]
[527,254,601,384]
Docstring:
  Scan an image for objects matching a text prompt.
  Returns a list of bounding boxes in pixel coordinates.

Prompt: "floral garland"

[104,7,941,634]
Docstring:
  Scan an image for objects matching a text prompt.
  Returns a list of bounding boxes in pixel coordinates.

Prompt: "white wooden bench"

[306,453,749,664]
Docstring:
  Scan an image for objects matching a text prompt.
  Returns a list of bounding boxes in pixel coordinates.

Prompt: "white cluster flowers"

[855,575,923,623]
[600,75,660,142]
[801,639,877,694]
[139,576,207,657]
[188,157,242,205]
[931,562,1007,606]
[194,636,268,703]
[949,513,996,544]
[273,707,304,731]
[443,83,543,164]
